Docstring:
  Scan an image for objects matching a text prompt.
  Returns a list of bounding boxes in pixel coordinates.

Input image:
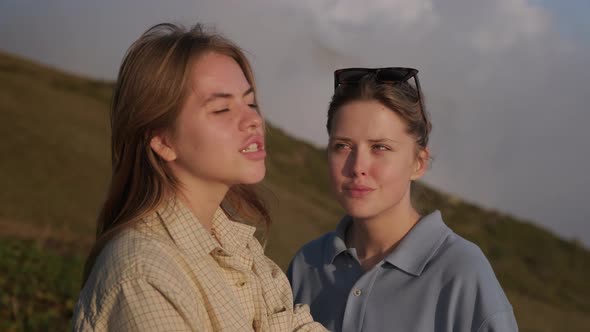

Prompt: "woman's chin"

[238,167,266,185]
[336,198,372,219]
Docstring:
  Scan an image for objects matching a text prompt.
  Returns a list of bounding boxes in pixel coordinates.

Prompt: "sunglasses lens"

[377,68,414,82]
[337,69,371,84]
[334,67,419,90]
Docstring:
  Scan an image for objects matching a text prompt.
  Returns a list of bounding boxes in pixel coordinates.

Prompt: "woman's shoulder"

[428,226,507,295]
[429,219,517,330]
[83,227,185,297]
[432,230,492,274]
[74,227,206,329]
[441,231,486,260]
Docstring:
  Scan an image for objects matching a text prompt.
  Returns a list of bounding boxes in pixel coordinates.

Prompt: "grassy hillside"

[1,50,589,331]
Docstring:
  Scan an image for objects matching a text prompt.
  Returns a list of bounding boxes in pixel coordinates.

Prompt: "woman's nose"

[239,105,263,131]
[348,149,368,177]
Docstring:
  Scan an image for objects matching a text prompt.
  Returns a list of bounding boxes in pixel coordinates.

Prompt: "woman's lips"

[343,185,375,198]
[240,135,266,160]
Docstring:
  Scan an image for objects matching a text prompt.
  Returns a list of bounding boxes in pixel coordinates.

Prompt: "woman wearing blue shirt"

[287,68,518,332]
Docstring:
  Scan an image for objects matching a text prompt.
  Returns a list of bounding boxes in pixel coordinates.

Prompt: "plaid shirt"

[73,198,326,332]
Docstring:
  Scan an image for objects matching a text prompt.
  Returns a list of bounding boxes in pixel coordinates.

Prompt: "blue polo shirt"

[287,211,518,332]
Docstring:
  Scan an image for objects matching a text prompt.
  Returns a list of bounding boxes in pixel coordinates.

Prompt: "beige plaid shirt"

[73,199,326,332]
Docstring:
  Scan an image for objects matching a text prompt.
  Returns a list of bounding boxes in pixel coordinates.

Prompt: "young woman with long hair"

[73,23,325,332]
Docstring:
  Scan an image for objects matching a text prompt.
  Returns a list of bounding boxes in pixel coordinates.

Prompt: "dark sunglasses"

[333,67,426,123]
[334,67,419,90]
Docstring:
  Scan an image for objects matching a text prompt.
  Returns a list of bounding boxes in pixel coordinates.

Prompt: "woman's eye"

[331,143,350,151]
[248,103,258,110]
[373,144,390,151]
[213,108,230,114]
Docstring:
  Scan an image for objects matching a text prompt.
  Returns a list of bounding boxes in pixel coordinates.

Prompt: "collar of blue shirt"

[325,210,452,277]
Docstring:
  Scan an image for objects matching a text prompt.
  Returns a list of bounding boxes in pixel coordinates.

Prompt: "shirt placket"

[212,248,257,325]
[342,265,382,332]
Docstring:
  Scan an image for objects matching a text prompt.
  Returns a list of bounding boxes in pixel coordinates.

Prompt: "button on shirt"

[287,211,518,332]
[73,198,326,332]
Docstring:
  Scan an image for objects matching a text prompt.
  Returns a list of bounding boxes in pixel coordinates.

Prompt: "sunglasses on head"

[333,67,419,90]
[333,67,426,123]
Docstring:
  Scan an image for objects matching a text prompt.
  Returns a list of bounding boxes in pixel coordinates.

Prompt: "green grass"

[0,237,83,332]
[1,50,590,330]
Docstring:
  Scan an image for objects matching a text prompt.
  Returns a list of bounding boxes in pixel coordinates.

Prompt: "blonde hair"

[327,75,432,149]
[83,23,270,283]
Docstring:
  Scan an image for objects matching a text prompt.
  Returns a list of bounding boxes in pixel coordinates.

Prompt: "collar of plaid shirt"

[154,198,257,258]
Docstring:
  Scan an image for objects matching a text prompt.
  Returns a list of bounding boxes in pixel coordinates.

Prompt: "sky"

[1,0,589,246]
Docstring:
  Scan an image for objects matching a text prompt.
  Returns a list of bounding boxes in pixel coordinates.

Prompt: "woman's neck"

[347,203,421,271]
[176,177,229,231]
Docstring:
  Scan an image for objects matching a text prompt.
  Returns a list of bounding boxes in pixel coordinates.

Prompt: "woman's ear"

[411,147,430,181]
[150,133,177,162]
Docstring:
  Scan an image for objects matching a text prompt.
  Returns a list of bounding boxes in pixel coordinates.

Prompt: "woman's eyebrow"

[368,138,400,144]
[329,136,353,143]
[242,87,254,97]
[202,86,253,106]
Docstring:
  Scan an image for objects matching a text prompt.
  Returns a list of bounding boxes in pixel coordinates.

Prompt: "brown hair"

[83,23,270,283]
[327,74,432,150]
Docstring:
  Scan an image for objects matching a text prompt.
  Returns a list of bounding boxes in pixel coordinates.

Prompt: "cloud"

[302,0,435,25]
[244,0,590,245]
[1,0,588,245]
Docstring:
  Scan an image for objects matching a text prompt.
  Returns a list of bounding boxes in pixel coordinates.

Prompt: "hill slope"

[1,50,589,331]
